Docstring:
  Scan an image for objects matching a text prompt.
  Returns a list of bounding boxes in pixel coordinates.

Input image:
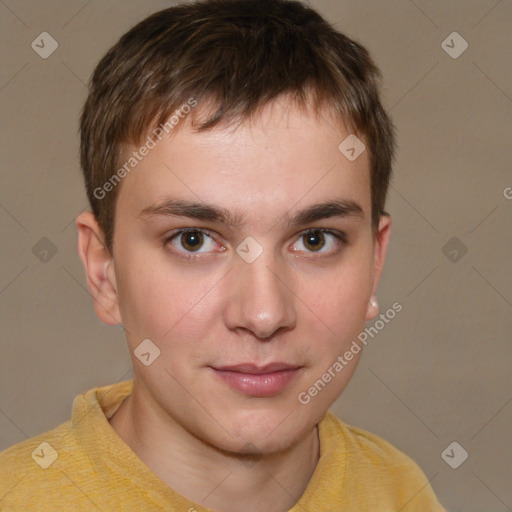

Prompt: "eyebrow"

[139,197,364,228]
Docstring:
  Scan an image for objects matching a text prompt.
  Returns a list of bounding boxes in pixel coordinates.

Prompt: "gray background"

[1,1,511,511]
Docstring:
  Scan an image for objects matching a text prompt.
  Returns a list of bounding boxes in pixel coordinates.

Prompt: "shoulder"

[347,420,422,468]
[0,420,87,509]
[320,412,446,511]
[0,421,67,474]
[323,411,425,470]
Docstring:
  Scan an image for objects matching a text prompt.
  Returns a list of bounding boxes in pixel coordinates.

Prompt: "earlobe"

[75,211,122,325]
[366,295,379,319]
[365,214,392,322]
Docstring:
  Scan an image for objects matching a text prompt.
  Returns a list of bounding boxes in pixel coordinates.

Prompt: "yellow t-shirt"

[0,380,445,511]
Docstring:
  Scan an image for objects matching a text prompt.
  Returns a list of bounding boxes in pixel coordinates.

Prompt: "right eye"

[165,229,225,257]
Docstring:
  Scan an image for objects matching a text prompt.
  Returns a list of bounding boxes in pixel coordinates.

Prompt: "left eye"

[291,229,342,254]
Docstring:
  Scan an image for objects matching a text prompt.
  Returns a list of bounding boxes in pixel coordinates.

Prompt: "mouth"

[209,362,303,397]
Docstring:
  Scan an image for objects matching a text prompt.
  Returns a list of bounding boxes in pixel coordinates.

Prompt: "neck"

[109,387,320,512]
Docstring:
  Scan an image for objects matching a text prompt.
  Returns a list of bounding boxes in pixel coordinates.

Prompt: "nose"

[224,249,297,340]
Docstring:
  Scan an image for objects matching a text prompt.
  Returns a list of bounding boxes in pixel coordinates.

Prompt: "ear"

[365,214,392,321]
[75,211,121,326]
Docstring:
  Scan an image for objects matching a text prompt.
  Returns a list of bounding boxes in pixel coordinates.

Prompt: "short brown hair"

[80,0,395,253]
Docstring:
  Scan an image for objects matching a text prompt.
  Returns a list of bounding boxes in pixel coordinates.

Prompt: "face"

[78,97,391,455]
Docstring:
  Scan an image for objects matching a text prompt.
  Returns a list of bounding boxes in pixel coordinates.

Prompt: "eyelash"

[164,228,347,261]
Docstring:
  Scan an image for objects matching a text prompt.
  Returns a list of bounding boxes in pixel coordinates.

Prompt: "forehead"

[115,96,371,229]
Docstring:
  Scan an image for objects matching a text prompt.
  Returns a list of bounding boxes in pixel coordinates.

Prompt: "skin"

[76,96,391,512]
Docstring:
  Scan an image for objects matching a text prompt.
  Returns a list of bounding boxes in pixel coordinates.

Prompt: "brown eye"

[291,229,345,255]
[166,229,222,257]
[302,231,325,252]
[180,231,204,252]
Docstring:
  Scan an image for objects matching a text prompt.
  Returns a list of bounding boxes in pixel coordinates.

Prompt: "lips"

[209,362,303,397]
[213,362,301,374]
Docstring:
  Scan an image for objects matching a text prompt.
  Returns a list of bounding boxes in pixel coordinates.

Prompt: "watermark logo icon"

[238,442,263,468]
[31,441,58,469]
[338,134,366,161]
[31,32,59,59]
[32,237,58,263]
[441,32,468,59]
[442,236,468,263]
[236,236,263,264]
[134,338,161,366]
[441,441,468,469]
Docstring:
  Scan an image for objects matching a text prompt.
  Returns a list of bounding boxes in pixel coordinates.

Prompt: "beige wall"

[1,1,511,510]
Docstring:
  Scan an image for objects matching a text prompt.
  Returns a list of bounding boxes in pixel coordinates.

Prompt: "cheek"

[299,258,373,327]
[115,251,222,347]
[295,254,374,366]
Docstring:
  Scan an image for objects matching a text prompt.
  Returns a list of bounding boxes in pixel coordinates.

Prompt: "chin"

[212,428,306,458]
[205,403,319,455]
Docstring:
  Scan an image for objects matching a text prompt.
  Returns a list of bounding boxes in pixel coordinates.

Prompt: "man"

[0,0,446,510]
